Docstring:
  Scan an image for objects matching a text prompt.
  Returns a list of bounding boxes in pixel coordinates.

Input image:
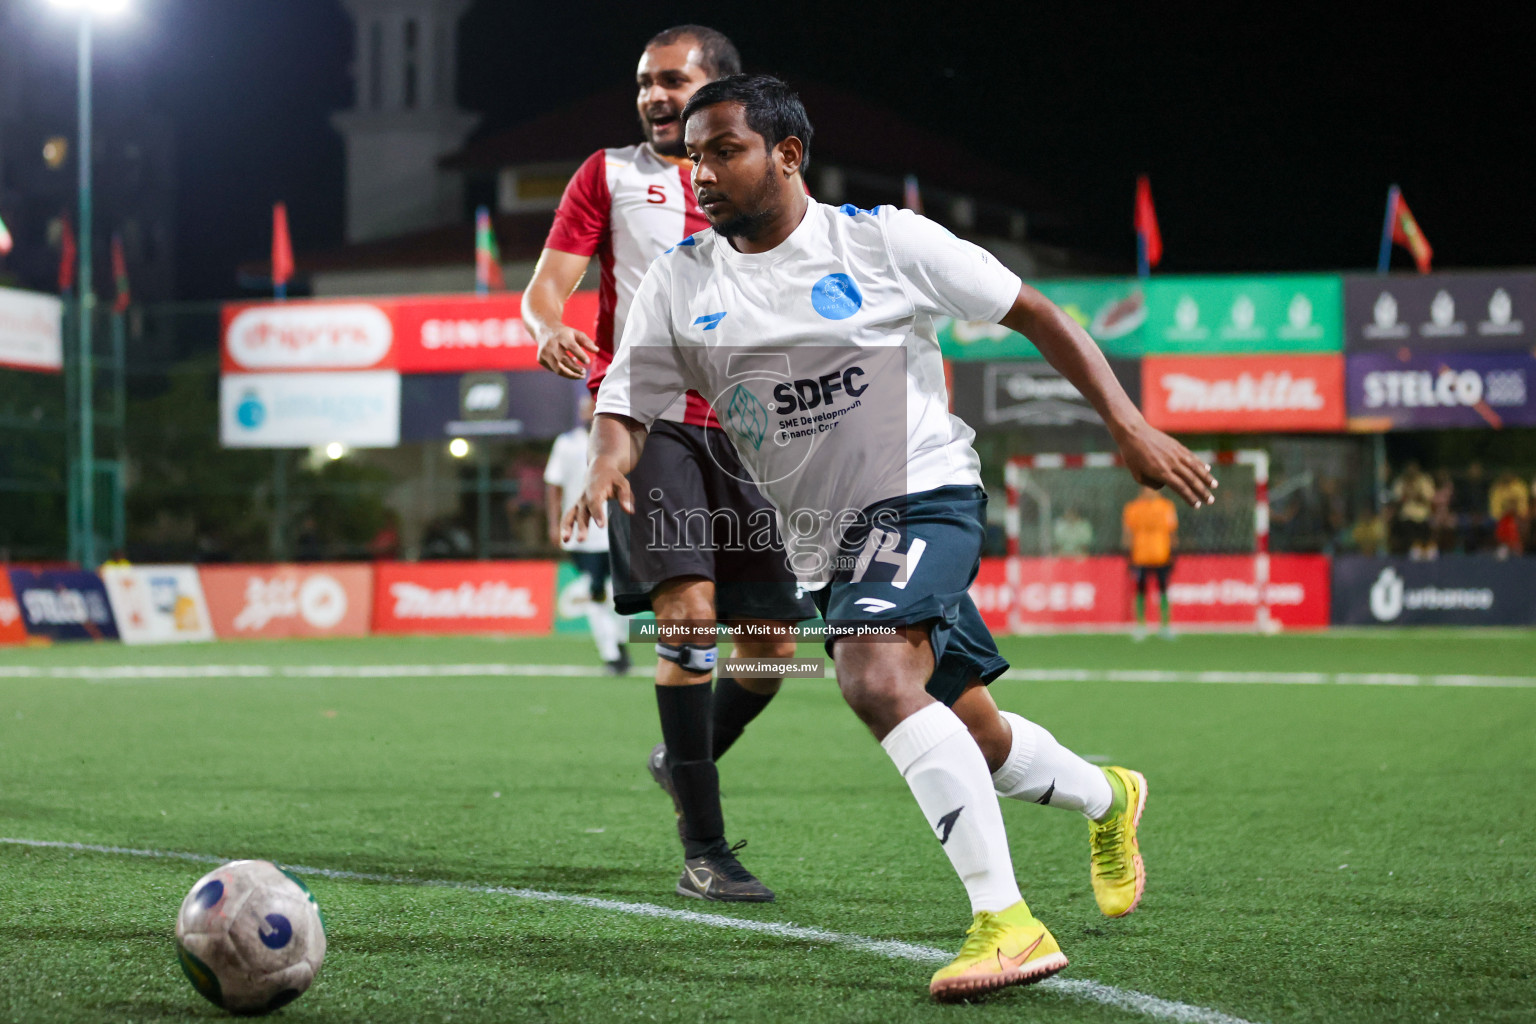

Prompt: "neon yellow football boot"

[928,900,1068,1001]
[1089,766,1147,918]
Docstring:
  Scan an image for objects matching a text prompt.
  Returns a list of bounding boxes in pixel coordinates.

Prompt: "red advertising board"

[372,560,557,635]
[221,292,600,375]
[971,554,1330,631]
[0,571,29,644]
[200,564,375,639]
[1141,354,1346,432]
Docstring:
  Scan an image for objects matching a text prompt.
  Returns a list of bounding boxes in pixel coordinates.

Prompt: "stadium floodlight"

[448,438,470,459]
[325,443,346,461]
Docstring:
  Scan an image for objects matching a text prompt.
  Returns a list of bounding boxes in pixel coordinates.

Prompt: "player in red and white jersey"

[523,26,813,904]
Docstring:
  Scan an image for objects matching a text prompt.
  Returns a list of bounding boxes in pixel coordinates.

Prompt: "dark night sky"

[115,0,1536,299]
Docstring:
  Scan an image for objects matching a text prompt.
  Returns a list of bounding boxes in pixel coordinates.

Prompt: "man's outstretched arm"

[1000,285,1217,508]
[562,413,648,543]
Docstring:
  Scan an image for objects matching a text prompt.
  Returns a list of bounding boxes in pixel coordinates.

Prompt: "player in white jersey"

[568,76,1219,1000]
[523,27,812,903]
[545,398,629,675]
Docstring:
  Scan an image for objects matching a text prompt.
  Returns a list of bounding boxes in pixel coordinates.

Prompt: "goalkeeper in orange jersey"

[1123,486,1179,639]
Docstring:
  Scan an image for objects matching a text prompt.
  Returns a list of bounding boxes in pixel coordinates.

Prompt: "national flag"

[111,233,131,313]
[1134,174,1162,276]
[1386,186,1433,274]
[0,212,13,256]
[475,206,504,293]
[271,202,294,290]
[902,174,923,215]
[58,215,77,294]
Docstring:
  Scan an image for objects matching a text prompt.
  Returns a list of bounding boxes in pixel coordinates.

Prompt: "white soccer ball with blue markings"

[174,859,326,1015]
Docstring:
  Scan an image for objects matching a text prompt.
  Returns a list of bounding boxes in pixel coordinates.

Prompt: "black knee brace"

[655,642,718,674]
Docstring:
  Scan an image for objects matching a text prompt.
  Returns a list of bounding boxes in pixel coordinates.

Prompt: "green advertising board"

[937,279,1147,361]
[1142,275,1342,354]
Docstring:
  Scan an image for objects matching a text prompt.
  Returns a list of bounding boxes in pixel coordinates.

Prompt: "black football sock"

[655,682,724,858]
[711,676,776,761]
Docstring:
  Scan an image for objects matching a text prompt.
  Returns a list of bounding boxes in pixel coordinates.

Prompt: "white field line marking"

[0,836,1259,1024]
[2,661,1533,689]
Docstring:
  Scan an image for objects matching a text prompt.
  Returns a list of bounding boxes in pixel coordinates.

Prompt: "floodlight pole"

[73,10,98,568]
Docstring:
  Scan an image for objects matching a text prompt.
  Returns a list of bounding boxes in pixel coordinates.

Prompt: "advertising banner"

[101,565,215,644]
[220,370,401,448]
[1346,350,1536,431]
[938,279,1147,361]
[971,554,1330,630]
[200,564,374,639]
[1332,556,1536,626]
[1344,272,1536,352]
[221,292,600,374]
[399,371,579,441]
[0,572,28,644]
[0,285,64,372]
[372,560,557,635]
[6,568,119,641]
[1143,275,1343,354]
[950,360,1140,431]
[1141,353,1346,433]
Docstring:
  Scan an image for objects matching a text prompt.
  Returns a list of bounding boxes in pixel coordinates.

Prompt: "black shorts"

[607,420,815,622]
[568,551,611,603]
[1132,562,1173,592]
[812,485,1009,708]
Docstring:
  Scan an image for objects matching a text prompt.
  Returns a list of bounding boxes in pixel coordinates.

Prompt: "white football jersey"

[593,201,1021,581]
[544,426,608,553]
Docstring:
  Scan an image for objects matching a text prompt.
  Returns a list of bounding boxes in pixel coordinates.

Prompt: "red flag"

[58,215,77,294]
[111,233,131,313]
[271,202,294,288]
[1390,190,1433,274]
[1134,175,1162,269]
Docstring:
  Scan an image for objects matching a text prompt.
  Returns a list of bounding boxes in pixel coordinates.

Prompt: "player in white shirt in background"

[545,397,629,675]
[567,75,1218,1000]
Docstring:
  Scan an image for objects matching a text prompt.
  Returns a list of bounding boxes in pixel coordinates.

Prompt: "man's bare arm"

[525,248,596,379]
[1000,285,1217,507]
[562,413,648,543]
[545,484,564,548]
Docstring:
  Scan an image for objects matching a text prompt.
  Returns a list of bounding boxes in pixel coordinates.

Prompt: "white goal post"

[1002,449,1274,632]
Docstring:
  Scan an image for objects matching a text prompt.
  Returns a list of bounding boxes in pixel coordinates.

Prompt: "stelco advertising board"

[1346,350,1536,431]
[1344,272,1536,351]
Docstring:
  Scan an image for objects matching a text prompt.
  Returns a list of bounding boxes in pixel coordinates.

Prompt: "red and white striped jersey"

[545,143,715,427]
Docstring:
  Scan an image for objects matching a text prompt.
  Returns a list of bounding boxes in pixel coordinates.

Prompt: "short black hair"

[680,74,814,171]
[645,25,742,80]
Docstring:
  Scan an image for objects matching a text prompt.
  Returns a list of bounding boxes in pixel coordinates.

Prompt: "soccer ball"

[175,859,326,1015]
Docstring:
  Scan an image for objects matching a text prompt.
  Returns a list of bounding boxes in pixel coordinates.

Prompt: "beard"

[640,109,685,157]
[705,165,781,240]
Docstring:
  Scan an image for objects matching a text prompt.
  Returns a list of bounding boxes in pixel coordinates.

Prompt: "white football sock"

[991,710,1113,820]
[881,702,1023,914]
[586,602,622,662]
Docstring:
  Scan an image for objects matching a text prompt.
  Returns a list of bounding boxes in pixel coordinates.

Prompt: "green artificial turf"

[2,632,1534,1023]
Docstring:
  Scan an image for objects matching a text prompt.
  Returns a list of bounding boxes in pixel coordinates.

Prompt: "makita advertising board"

[6,568,119,641]
[1346,350,1536,431]
[1332,556,1536,626]
[399,371,579,441]
[221,292,600,374]
[1344,272,1536,352]
[1141,354,1346,432]
[950,360,1140,431]
[372,561,557,635]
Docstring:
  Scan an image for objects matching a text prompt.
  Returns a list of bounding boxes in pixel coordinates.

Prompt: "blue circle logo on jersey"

[811,273,862,320]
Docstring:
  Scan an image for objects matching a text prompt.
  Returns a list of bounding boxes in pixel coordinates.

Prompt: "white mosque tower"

[331,0,479,243]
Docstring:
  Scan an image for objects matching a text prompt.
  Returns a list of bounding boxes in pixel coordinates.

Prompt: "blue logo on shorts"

[811,274,862,320]
[236,390,265,430]
[258,913,293,949]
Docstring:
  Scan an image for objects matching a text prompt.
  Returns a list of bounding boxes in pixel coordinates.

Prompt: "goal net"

[1001,450,1274,631]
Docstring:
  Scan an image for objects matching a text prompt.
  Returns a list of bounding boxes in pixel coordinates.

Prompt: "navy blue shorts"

[811,485,1009,707]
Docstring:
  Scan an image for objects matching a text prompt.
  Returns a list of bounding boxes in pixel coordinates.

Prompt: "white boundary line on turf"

[0,836,1260,1024]
[3,661,1534,689]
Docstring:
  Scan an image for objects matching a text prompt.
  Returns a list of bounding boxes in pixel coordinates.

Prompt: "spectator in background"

[1390,462,1435,559]
[1455,461,1492,552]
[1489,471,1529,558]
[1430,469,1456,556]
[369,510,401,561]
[1350,511,1388,556]
[1053,507,1094,557]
